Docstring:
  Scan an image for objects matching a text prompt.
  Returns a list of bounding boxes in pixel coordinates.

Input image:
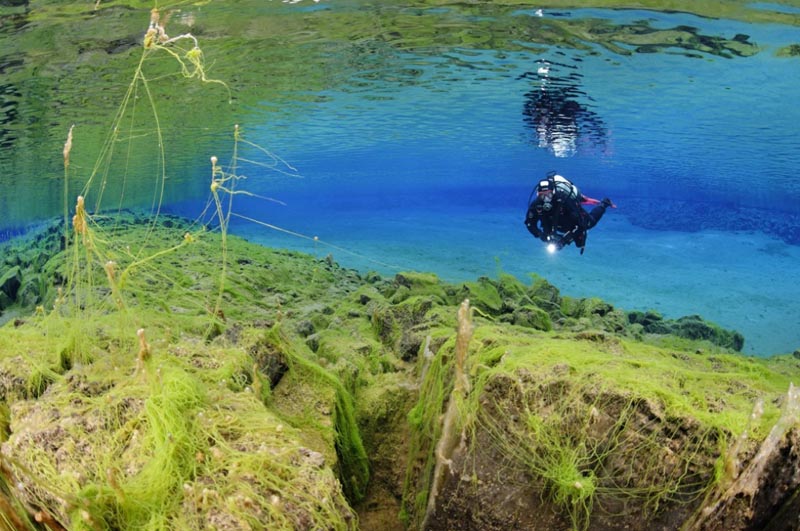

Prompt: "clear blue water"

[227,7,800,355]
[2,2,800,354]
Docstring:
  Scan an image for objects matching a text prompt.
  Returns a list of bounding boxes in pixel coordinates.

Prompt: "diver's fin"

[601,197,617,208]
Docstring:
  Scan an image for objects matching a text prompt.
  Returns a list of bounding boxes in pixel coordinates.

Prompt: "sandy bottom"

[234,204,800,356]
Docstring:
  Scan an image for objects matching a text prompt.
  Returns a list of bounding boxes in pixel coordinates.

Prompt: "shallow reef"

[0,217,798,531]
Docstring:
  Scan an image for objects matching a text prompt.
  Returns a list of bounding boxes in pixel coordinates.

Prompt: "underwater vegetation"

[0,3,798,531]
[1,218,800,530]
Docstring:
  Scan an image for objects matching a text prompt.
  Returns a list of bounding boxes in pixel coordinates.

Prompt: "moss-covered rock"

[456,276,504,315]
[527,274,563,311]
[511,304,553,331]
[369,295,439,361]
[628,309,665,328]
[387,272,449,305]
[16,273,44,308]
[630,310,746,351]
[777,43,800,57]
[495,272,530,306]
[671,315,745,351]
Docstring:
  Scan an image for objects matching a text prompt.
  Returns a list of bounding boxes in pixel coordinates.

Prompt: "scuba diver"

[524,171,615,254]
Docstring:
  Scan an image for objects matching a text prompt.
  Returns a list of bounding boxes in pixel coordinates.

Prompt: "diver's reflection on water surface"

[520,56,608,158]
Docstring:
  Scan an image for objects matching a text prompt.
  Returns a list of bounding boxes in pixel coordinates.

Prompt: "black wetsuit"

[525,192,608,250]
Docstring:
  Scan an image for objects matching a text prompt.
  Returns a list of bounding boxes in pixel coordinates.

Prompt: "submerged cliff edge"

[0,217,798,531]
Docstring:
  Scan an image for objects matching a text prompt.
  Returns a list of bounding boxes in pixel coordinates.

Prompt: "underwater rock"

[0,265,22,304]
[698,427,800,530]
[398,329,425,362]
[1,324,356,530]
[672,315,745,351]
[305,332,321,353]
[370,296,437,356]
[0,356,28,401]
[495,272,529,302]
[564,296,615,318]
[510,304,553,331]
[249,337,289,390]
[410,350,800,531]
[16,274,41,307]
[686,384,800,531]
[628,309,665,328]
[631,312,746,351]
[777,44,800,57]
[560,296,628,335]
[456,277,503,315]
[295,319,316,337]
[527,275,563,314]
[390,272,449,305]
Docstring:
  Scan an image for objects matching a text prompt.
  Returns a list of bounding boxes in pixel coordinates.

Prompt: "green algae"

[2,213,799,529]
[777,43,800,56]
[399,295,799,528]
[257,326,370,503]
[0,250,363,529]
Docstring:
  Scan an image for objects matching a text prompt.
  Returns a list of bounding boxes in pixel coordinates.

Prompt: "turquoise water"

[1,1,799,354]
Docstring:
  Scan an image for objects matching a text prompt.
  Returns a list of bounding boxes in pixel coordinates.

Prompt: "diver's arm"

[525,208,548,240]
[525,211,543,239]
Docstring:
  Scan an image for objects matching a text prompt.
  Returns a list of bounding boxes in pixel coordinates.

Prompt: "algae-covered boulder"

[495,272,529,302]
[456,276,504,315]
[17,273,44,308]
[671,315,745,351]
[629,310,746,351]
[627,309,664,328]
[563,296,615,318]
[369,295,441,361]
[510,304,553,331]
[387,272,449,305]
[560,296,628,334]
[527,274,562,312]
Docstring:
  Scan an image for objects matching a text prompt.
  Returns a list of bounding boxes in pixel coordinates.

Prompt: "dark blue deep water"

[1,1,799,354]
